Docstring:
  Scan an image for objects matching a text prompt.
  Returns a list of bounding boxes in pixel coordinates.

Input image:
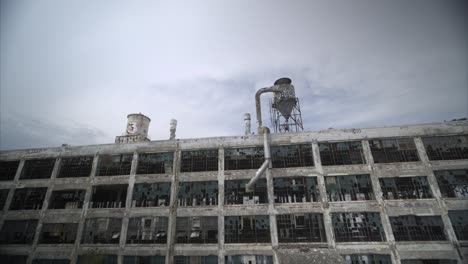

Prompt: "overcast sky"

[1,0,467,150]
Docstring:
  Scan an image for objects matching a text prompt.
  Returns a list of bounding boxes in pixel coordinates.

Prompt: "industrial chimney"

[115,113,151,143]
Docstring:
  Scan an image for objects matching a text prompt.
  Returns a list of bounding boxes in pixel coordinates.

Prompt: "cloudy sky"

[1,0,467,150]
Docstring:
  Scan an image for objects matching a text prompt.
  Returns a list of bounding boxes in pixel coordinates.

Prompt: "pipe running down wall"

[246,127,270,192]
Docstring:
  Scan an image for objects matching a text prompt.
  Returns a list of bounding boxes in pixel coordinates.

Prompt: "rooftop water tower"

[269,78,304,133]
[115,113,151,143]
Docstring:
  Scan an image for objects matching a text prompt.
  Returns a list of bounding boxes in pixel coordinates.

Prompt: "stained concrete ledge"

[276,246,346,264]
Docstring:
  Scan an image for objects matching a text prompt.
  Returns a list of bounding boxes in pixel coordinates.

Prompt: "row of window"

[1,170,466,211]
[1,135,466,180]
[0,254,459,264]
[1,212,466,246]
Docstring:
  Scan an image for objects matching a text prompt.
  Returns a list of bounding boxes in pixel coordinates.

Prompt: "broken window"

[401,260,457,264]
[0,189,9,210]
[32,260,70,264]
[58,156,93,178]
[181,149,218,172]
[224,147,264,170]
[343,254,392,264]
[132,183,170,207]
[173,256,218,264]
[271,144,314,168]
[48,189,86,209]
[0,160,20,181]
[96,154,133,176]
[81,218,122,244]
[175,217,218,244]
[225,215,271,243]
[10,187,47,210]
[225,255,273,264]
[90,185,127,208]
[137,152,174,174]
[277,213,326,242]
[380,176,432,199]
[38,223,78,244]
[422,135,468,161]
[225,179,267,205]
[0,219,38,244]
[274,177,320,203]
[124,256,165,264]
[77,255,117,264]
[326,175,374,201]
[126,217,168,244]
[178,181,218,206]
[319,141,365,166]
[369,138,419,163]
[448,210,468,240]
[20,158,56,180]
[390,215,446,241]
[434,169,468,198]
[332,212,386,242]
[0,255,28,264]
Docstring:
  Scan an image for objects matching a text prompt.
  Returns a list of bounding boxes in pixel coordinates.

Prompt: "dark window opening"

[277,213,326,242]
[49,189,85,209]
[126,217,168,244]
[369,138,419,163]
[224,147,264,170]
[343,254,392,264]
[0,219,38,244]
[137,152,174,175]
[0,189,9,210]
[274,177,320,203]
[448,210,468,240]
[10,187,47,210]
[401,260,457,264]
[319,141,365,166]
[380,176,432,199]
[434,169,468,198]
[174,256,218,264]
[176,216,218,244]
[178,181,218,206]
[225,215,270,243]
[20,158,55,180]
[0,255,28,264]
[181,149,218,172]
[422,135,468,161]
[90,185,127,208]
[39,223,78,244]
[58,156,93,178]
[225,179,267,205]
[326,175,374,201]
[32,260,70,264]
[81,218,122,244]
[0,160,20,181]
[77,255,117,264]
[124,256,165,264]
[271,144,314,168]
[97,154,132,176]
[132,183,170,207]
[390,215,446,241]
[332,212,385,242]
[225,255,273,264]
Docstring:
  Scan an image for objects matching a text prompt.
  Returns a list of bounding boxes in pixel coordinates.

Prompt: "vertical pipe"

[170,119,177,140]
[244,113,251,135]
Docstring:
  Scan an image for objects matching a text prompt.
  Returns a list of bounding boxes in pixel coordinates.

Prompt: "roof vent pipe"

[246,127,270,192]
[244,113,251,135]
[169,119,177,140]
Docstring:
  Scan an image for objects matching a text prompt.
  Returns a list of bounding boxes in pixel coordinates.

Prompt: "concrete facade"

[0,120,467,264]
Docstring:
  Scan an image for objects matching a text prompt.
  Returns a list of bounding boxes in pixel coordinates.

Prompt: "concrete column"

[414,137,463,263]
[361,140,400,264]
[311,142,335,248]
[0,159,25,230]
[28,157,61,264]
[217,148,225,264]
[166,147,180,264]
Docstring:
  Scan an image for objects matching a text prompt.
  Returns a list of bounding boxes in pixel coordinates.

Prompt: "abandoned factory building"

[0,78,467,264]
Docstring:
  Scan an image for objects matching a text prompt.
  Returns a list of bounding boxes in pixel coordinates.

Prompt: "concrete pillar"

[217,148,225,264]
[166,147,181,264]
[0,159,25,231]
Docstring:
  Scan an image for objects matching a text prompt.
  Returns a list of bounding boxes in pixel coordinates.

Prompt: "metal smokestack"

[244,113,251,135]
[170,119,177,140]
